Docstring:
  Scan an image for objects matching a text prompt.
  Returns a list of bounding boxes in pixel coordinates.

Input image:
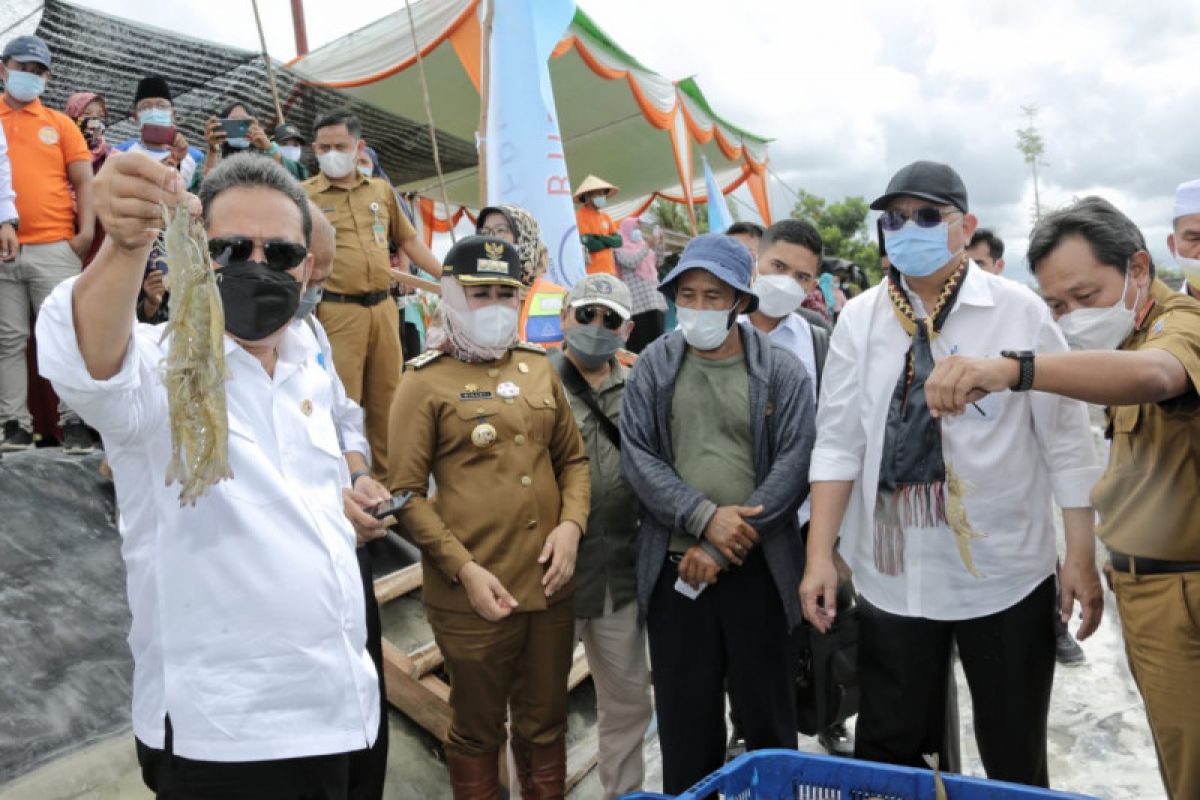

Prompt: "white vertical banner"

[484,0,585,287]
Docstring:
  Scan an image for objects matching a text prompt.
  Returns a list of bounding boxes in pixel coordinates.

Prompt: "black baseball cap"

[870,160,968,213]
[2,35,52,69]
[442,235,524,290]
[273,122,303,144]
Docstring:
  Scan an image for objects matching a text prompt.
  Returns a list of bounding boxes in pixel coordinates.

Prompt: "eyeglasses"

[574,305,623,330]
[208,236,308,271]
[479,225,512,238]
[879,207,959,232]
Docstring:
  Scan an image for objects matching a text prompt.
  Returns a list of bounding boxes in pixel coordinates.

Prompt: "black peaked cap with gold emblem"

[443,235,525,290]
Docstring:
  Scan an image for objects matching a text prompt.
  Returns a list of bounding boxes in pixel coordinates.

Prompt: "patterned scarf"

[874,257,969,576]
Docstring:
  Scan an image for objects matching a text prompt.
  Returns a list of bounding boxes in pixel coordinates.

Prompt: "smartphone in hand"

[219,119,252,140]
[367,491,413,520]
[141,123,176,147]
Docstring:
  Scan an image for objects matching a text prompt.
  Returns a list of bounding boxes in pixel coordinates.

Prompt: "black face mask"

[216,260,301,341]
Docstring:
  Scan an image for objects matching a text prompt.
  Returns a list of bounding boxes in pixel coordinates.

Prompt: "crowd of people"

[4,27,1198,800]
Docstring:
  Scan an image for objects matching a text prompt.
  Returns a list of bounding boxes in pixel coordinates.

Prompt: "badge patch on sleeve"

[1150,317,1167,339]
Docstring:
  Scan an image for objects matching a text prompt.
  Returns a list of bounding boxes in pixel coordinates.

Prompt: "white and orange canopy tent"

[289,0,772,237]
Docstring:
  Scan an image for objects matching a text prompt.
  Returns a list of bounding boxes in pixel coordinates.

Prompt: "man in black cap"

[800,161,1103,786]
[116,76,198,186]
[273,122,310,179]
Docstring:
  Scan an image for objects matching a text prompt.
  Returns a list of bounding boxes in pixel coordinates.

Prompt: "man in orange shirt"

[575,174,622,276]
[0,35,95,452]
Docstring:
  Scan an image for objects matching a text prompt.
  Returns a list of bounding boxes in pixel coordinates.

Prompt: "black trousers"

[137,718,357,800]
[854,575,1056,787]
[647,549,798,793]
[626,310,665,354]
[349,543,389,800]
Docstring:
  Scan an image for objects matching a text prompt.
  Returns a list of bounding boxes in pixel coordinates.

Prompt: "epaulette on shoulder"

[406,350,445,369]
[515,342,548,355]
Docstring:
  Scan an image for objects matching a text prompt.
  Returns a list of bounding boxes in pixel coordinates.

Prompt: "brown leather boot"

[525,736,567,800]
[510,736,533,792]
[445,748,501,800]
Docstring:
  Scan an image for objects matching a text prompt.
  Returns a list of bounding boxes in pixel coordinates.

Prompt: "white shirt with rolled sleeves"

[809,263,1101,620]
[36,276,379,762]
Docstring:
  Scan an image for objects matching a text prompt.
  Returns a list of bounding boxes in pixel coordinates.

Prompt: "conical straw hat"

[573,174,619,201]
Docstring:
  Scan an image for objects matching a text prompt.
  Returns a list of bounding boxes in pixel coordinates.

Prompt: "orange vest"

[520,277,567,348]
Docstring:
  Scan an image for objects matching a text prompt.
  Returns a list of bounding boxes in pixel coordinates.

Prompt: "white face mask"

[466,304,518,348]
[752,273,806,319]
[318,149,357,179]
[592,194,608,209]
[1173,248,1200,287]
[1057,269,1141,351]
[676,305,735,351]
[279,144,302,163]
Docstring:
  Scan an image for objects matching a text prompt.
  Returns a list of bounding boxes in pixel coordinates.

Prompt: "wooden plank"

[566,645,590,692]
[381,638,450,741]
[373,563,423,605]
[408,641,444,679]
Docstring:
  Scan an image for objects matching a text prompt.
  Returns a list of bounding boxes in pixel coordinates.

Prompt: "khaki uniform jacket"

[388,345,591,613]
[1095,279,1200,560]
[304,172,416,296]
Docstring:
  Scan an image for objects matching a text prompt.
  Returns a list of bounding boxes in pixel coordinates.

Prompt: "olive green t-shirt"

[669,351,756,553]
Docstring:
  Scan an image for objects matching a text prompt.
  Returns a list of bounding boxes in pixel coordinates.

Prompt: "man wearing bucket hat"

[620,233,814,792]
[574,174,622,276]
[800,161,1101,787]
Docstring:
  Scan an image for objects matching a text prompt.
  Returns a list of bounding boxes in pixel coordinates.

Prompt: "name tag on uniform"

[460,391,494,401]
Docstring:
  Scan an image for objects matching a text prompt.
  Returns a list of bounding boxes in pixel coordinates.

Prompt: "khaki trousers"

[1112,570,1200,799]
[429,598,575,757]
[575,594,652,800]
[315,299,401,479]
[0,241,81,430]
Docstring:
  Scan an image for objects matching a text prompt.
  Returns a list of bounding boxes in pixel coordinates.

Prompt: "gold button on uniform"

[301,399,313,416]
[526,519,537,529]
[488,368,500,378]
[505,398,515,405]
[520,475,532,487]
[514,434,526,445]
[542,398,552,406]
[518,362,529,374]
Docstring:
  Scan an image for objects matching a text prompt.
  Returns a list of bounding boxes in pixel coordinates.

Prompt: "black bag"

[795,594,860,736]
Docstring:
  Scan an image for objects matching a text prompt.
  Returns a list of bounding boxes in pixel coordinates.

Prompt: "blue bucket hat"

[659,232,758,313]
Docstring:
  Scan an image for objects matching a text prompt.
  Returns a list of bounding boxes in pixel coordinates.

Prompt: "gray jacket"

[619,323,815,630]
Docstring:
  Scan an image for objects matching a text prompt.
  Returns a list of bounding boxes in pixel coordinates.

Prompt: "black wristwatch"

[0,218,17,231]
[1000,350,1035,392]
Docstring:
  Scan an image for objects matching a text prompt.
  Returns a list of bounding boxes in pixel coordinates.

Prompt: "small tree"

[790,190,881,284]
[1017,104,1047,222]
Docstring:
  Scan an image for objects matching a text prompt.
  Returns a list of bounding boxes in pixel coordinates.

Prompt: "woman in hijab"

[476,203,550,288]
[64,92,110,172]
[388,236,589,799]
[614,215,668,352]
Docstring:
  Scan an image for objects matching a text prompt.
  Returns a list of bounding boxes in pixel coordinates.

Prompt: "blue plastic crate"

[621,750,1098,800]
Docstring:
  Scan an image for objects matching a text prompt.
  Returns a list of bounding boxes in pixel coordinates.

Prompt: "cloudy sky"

[44,0,1200,279]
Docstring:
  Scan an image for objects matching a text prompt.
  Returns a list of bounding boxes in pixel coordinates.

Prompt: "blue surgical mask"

[294,284,323,320]
[357,165,373,179]
[138,108,172,128]
[884,221,960,278]
[226,137,251,150]
[592,195,608,209]
[5,71,46,102]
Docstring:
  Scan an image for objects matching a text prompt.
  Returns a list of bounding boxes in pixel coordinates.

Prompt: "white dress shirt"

[810,263,1100,620]
[37,277,379,762]
[0,122,16,222]
[742,311,818,525]
[297,315,369,460]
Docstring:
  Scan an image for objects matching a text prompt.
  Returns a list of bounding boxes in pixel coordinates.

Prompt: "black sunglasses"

[208,236,308,271]
[879,207,958,232]
[574,305,623,330]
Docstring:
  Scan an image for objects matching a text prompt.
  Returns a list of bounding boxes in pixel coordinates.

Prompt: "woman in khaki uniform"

[388,236,590,800]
